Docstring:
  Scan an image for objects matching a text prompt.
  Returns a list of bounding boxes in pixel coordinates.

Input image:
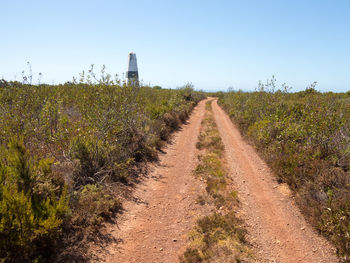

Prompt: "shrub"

[0,76,205,261]
[71,184,121,227]
[181,248,202,263]
[218,82,350,260]
[0,138,69,262]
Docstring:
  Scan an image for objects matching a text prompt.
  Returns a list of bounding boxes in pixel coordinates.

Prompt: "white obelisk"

[126,52,139,86]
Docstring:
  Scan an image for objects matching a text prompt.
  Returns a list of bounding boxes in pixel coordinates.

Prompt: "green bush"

[0,138,69,262]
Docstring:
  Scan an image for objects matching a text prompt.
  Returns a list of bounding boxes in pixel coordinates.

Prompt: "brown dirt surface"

[211,99,338,263]
[90,99,211,263]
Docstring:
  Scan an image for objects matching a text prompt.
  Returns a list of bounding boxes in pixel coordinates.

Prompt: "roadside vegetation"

[218,78,350,261]
[180,100,252,263]
[0,68,205,262]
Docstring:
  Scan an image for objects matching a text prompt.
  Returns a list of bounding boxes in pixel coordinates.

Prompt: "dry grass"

[181,100,253,263]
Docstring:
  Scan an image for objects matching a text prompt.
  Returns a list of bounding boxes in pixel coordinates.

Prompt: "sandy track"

[212,99,338,263]
[97,99,210,263]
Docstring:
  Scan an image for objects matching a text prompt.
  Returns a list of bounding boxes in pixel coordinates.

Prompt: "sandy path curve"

[98,99,210,263]
[212,99,338,263]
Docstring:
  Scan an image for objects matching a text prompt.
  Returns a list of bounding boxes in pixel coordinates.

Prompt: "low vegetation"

[180,100,252,263]
[0,68,205,262]
[218,78,350,261]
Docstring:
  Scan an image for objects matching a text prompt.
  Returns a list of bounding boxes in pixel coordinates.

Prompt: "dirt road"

[95,98,338,263]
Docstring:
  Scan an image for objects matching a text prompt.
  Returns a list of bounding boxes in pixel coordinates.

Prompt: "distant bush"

[218,80,350,260]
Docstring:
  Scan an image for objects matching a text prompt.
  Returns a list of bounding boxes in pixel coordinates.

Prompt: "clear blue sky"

[1,0,350,92]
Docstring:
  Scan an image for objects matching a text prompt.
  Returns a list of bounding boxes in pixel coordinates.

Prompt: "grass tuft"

[181,100,252,262]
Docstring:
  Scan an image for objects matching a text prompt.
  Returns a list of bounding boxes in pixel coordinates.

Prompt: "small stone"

[301,227,305,230]
[173,238,177,242]
[159,248,163,251]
